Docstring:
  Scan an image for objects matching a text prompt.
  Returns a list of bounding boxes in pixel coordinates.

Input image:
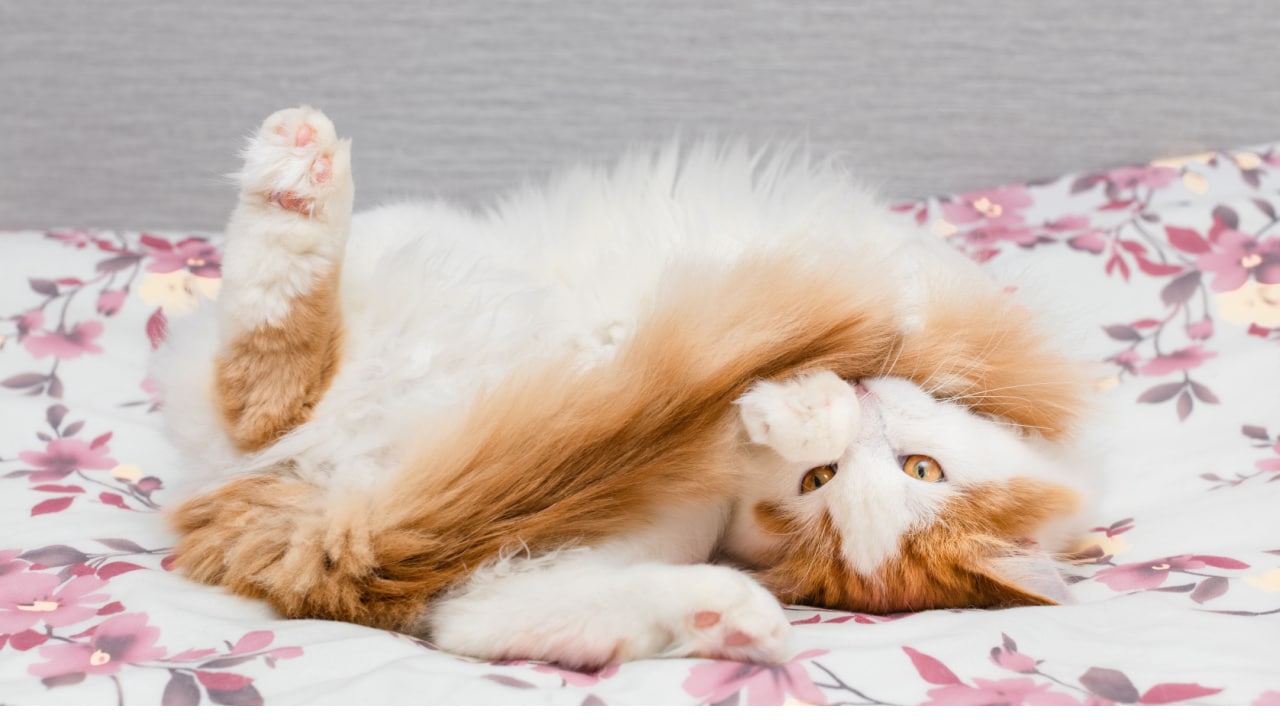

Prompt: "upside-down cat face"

[724,375,1085,613]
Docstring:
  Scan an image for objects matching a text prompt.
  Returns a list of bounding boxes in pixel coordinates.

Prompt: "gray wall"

[4,1,1279,231]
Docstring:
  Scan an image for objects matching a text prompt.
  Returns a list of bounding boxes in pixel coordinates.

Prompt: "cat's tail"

[170,248,1088,631]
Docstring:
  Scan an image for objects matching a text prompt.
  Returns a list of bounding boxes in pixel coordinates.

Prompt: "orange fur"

[214,268,343,452]
[172,251,1091,630]
[752,478,1081,613]
[889,291,1089,440]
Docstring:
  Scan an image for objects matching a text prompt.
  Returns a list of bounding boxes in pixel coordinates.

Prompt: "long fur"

[163,107,1093,663]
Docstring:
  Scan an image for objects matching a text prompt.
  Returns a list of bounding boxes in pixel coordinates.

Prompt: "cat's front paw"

[665,566,790,663]
[238,106,352,220]
[735,370,860,464]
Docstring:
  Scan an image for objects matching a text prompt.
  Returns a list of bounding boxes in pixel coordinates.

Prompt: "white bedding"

[2,146,1278,705]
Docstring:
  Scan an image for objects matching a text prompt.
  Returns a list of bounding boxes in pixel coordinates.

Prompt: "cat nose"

[852,381,871,399]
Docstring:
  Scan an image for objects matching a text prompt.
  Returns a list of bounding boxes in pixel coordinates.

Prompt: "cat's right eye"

[801,464,837,494]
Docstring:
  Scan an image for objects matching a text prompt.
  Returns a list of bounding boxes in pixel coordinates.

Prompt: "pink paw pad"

[294,123,315,147]
[693,611,721,628]
[312,156,332,183]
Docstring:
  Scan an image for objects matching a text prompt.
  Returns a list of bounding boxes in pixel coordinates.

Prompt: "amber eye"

[901,455,945,483]
[801,464,837,494]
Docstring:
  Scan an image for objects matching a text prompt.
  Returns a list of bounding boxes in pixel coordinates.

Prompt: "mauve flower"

[95,289,128,317]
[15,309,44,340]
[1196,231,1280,292]
[28,612,166,677]
[1258,441,1280,473]
[0,572,108,633]
[23,321,104,360]
[1069,231,1108,254]
[941,187,1035,226]
[925,677,1080,705]
[145,237,221,279]
[1113,350,1141,372]
[1185,318,1214,340]
[1093,555,1207,592]
[1255,691,1280,706]
[1106,165,1180,191]
[683,650,827,705]
[18,437,116,483]
[990,647,1038,674]
[1138,345,1216,376]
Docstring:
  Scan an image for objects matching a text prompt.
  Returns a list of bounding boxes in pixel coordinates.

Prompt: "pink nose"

[852,380,870,398]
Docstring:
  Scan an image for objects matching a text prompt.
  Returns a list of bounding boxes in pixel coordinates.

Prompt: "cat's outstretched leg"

[735,370,860,464]
[215,106,353,453]
[423,547,791,669]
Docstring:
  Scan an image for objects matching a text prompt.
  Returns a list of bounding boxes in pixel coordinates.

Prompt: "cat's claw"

[238,106,351,219]
[736,370,861,465]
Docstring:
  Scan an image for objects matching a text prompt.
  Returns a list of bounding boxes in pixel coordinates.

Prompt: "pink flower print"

[1258,441,1280,473]
[29,613,166,677]
[990,648,1038,674]
[1137,345,1216,376]
[1093,555,1208,591]
[143,236,222,279]
[1185,318,1214,340]
[23,321,104,360]
[95,289,128,317]
[961,223,1040,248]
[940,187,1034,226]
[1255,691,1280,705]
[924,677,1080,705]
[1196,231,1280,292]
[18,437,116,482]
[0,572,108,633]
[532,662,620,687]
[1113,349,1142,373]
[683,650,827,705]
[1105,165,1180,191]
[1069,231,1108,254]
[15,309,44,340]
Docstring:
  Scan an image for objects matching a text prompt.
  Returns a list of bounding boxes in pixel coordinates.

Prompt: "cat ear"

[969,542,1074,606]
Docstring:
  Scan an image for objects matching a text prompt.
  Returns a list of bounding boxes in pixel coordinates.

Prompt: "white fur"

[156,107,1082,665]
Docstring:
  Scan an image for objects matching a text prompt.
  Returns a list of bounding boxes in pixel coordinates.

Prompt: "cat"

[155,106,1093,670]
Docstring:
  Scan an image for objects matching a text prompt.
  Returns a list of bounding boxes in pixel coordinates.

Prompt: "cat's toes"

[238,106,352,218]
[736,370,860,464]
[672,568,790,663]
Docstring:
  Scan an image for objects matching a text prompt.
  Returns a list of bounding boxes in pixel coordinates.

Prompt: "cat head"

[723,376,1088,612]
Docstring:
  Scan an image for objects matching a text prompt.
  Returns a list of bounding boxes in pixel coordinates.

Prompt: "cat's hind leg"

[215,106,353,453]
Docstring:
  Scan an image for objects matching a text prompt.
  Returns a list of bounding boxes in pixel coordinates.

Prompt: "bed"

[2,146,1278,706]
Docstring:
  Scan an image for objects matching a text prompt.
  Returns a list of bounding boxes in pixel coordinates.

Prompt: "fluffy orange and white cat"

[155,106,1093,669]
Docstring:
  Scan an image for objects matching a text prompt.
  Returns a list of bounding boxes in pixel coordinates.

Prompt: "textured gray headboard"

[4,1,1279,231]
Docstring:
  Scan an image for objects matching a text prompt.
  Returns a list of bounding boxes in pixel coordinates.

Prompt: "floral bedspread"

[2,147,1279,706]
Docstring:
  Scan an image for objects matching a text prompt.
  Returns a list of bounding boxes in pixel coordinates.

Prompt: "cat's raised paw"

[238,106,352,219]
[736,369,860,464]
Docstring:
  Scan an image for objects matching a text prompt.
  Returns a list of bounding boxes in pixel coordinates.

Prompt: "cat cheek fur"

[751,477,1081,612]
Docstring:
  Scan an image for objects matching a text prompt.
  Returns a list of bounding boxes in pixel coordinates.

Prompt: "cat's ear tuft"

[972,543,1073,606]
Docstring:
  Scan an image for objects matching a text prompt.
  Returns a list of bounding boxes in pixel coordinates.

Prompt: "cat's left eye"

[801,464,837,494]
[901,455,945,483]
